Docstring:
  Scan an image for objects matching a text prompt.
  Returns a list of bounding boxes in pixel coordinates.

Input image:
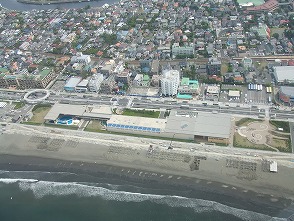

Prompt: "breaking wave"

[0,178,286,221]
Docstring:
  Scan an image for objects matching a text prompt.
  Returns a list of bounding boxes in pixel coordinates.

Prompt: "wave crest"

[0,178,286,221]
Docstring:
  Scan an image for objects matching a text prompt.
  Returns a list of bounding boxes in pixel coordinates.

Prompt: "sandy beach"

[0,123,293,216]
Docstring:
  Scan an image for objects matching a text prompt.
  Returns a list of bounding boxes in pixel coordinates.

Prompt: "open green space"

[235,118,261,127]
[84,120,104,132]
[44,123,78,130]
[270,28,286,38]
[269,120,290,133]
[233,132,273,151]
[122,109,160,118]
[270,137,292,153]
[26,104,52,124]
[13,102,25,110]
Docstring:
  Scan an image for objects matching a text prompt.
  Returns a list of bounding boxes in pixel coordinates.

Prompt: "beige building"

[0,69,55,89]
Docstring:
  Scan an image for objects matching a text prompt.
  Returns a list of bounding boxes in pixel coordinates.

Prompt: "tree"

[272,33,279,39]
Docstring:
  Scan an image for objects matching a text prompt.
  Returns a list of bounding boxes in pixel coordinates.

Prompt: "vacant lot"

[122,109,160,118]
[85,120,104,132]
[27,104,52,124]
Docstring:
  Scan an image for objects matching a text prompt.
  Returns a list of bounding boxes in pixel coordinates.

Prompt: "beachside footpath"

[0,123,293,212]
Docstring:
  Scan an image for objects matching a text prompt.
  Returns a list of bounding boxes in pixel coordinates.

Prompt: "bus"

[257,85,263,91]
[266,87,272,93]
[248,84,252,90]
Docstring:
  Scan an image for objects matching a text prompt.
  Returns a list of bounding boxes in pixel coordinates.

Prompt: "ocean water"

[0,0,119,11]
[0,170,288,221]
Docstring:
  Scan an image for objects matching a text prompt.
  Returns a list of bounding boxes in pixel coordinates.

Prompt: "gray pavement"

[289,122,294,153]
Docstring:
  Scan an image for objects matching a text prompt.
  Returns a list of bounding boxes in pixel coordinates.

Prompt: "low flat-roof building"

[228,90,241,99]
[64,77,82,92]
[107,115,166,134]
[279,86,294,105]
[75,79,89,93]
[163,110,231,144]
[44,103,112,122]
[273,66,294,85]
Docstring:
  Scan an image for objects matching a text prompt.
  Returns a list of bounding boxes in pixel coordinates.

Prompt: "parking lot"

[50,80,66,92]
[244,88,271,105]
[219,85,245,103]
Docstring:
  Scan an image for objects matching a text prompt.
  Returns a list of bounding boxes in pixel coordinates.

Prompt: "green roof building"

[177,78,199,97]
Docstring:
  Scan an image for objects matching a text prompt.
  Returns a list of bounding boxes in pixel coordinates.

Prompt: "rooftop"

[64,77,82,88]
[165,110,231,138]
[280,86,294,97]
[274,66,294,83]
[44,103,112,121]
[39,69,51,79]
[44,103,86,121]
[107,115,167,130]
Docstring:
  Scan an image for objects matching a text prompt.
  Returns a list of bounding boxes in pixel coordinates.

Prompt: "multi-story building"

[100,74,116,94]
[207,57,221,75]
[161,70,180,96]
[71,52,91,64]
[0,68,55,89]
[116,70,131,85]
[88,74,104,92]
[177,78,199,96]
[172,43,195,58]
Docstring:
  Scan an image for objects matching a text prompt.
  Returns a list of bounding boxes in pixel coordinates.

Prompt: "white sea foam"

[0,178,38,184]
[5,179,284,221]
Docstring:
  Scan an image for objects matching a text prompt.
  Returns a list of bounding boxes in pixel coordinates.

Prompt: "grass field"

[13,102,25,110]
[270,138,292,153]
[27,105,51,124]
[233,132,273,151]
[269,120,290,133]
[84,120,104,132]
[44,123,78,130]
[235,118,261,127]
[122,109,160,118]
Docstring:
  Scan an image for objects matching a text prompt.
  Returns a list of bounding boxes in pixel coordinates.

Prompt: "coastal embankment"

[17,0,95,5]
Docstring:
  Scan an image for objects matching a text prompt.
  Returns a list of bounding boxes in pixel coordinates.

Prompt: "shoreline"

[17,0,97,5]
[0,154,292,218]
[0,123,294,217]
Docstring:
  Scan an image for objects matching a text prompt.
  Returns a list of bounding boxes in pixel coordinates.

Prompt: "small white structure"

[270,161,278,173]
[228,90,241,98]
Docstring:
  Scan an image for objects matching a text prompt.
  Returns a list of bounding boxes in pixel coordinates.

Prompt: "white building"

[71,52,91,64]
[88,74,104,92]
[161,70,180,96]
[133,74,143,86]
[273,66,294,84]
[172,43,195,58]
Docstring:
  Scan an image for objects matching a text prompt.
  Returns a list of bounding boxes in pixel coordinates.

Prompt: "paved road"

[289,122,294,153]
[1,90,294,120]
